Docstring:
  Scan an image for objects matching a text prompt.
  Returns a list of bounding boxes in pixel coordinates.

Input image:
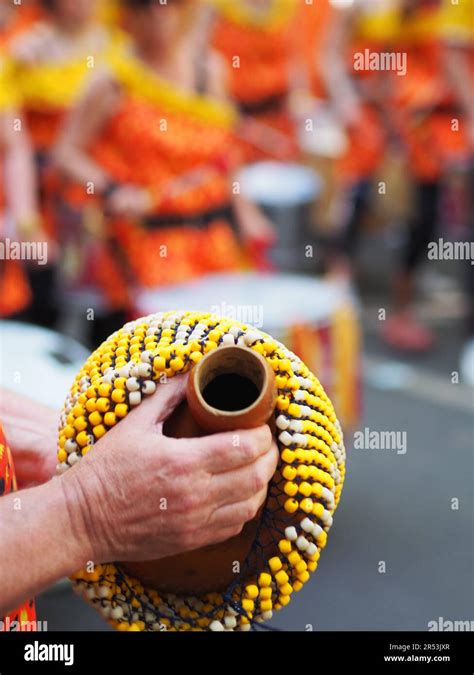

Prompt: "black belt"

[141,203,235,231]
[238,92,288,117]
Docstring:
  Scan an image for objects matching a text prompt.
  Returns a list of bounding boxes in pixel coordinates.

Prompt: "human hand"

[60,374,278,564]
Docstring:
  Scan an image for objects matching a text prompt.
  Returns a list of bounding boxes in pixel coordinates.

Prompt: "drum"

[0,321,89,408]
[137,272,361,429]
[237,162,322,272]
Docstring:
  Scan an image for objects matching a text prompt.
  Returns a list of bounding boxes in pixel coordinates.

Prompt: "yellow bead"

[299,481,312,497]
[89,411,102,427]
[245,585,259,599]
[307,561,318,572]
[104,412,117,426]
[269,557,282,573]
[312,502,324,518]
[284,498,299,514]
[281,449,295,464]
[72,404,85,417]
[76,431,89,447]
[85,398,97,413]
[64,425,75,439]
[258,572,272,587]
[241,599,254,613]
[284,481,298,497]
[115,403,128,418]
[111,389,126,404]
[74,417,88,432]
[297,465,310,480]
[293,580,304,592]
[300,498,313,513]
[287,551,301,566]
[189,351,203,364]
[96,398,110,413]
[279,539,292,554]
[279,583,293,595]
[57,449,67,463]
[295,561,307,574]
[98,383,112,397]
[282,465,297,480]
[278,594,291,606]
[297,571,310,583]
[170,356,184,371]
[114,377,126,389]
[93,424,106,439]
[275,570,289,586]
[288,403,301,417]
[259,587,272,600]
[260,599,273,612]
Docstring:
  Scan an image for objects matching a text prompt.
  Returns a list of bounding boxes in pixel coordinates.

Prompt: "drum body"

[137,273,361,429]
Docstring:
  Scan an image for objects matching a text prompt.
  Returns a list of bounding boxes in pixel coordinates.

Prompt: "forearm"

[0,476,92,615]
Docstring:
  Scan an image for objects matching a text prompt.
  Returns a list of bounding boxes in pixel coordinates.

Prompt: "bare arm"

[53,71,121,191]
[0,376,277,615]
[1,110,40,234]
[0,389,58,487]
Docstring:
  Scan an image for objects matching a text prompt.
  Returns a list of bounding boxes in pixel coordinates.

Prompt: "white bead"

[210,620,225,632]
[239,622,251,632]
[110,606,124,620]
[296,535,309,551]
[222,333,235,345]
[293,433,307,446]
[142,380,156,395]
[294,390,306,401]
[278,431,293,446]
[56,462,69,474]
[140,351,153,363]
[118,365,132,378]
[136,363,152,378]
[85,587,96,600]
[244,331,260,346]
[65,439,77,453]
[306,542,318,556]
[276,415,290,430]
[68,452,80,466]
[129,391,141,406]
[261,610,273,621]
[224,616,237,628]
[285,526,298,541]
[96,585,110,599]
[126,377,140,392]
[311,523,323,538]
[289,420,304,433]
[300,517,314,533]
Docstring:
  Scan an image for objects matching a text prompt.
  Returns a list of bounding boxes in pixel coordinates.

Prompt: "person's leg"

[382,181,440,351]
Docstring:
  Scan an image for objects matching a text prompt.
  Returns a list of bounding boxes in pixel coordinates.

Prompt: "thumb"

[129,372,189,427]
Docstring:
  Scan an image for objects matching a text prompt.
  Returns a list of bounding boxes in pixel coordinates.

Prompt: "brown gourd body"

[122,345,277,594]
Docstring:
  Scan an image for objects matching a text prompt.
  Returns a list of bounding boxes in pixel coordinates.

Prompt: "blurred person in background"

[4,0,119,329]
[53,0,275,346]
[439,0,474,384]
[0,1,43,321]
[210,0,303,162]
[322,0,472,352]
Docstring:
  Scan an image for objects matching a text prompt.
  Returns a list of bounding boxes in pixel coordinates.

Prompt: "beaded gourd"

[57,311,346,632]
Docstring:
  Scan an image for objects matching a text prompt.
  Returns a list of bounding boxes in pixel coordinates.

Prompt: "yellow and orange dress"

[0,422,37,630]
[339,0,401,183]
[0,21,33,318]
[62,48,245,311]
[391,0,472,182]
[5,22,121,238]
[210,0,300,161]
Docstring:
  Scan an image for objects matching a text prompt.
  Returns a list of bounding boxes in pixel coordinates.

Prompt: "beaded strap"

[57,311,346,632]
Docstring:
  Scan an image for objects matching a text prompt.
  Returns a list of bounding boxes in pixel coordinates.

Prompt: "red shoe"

[381,311,435,352]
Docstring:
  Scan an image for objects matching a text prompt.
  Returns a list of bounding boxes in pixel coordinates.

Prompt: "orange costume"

[0,423,37,631]
[0,3,40,318]
[211,0,299,161]
[62,48,245,311]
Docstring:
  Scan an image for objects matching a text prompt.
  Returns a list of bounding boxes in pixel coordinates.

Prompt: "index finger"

[182,424,274,474]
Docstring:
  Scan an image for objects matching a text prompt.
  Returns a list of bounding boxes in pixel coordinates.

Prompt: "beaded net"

[57,311,346,631]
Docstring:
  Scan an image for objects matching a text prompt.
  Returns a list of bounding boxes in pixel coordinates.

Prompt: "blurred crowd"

[0,0,472,361]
